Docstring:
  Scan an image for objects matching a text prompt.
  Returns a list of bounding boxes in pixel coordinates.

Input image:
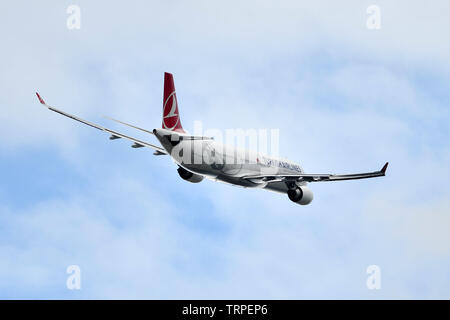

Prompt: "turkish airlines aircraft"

[36,72,388,205]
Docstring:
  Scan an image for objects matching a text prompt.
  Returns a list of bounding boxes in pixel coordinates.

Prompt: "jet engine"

[177,166,204,183]
[287,186,314,205]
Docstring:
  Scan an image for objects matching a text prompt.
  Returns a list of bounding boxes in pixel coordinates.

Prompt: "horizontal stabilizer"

[178,135,214,141]
[104,116,154,135]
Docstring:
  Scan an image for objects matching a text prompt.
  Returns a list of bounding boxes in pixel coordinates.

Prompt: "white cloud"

[0,0,449,299]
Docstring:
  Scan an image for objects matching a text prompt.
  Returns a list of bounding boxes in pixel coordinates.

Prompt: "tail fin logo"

[163,91,179,130]
[162,72,184,132]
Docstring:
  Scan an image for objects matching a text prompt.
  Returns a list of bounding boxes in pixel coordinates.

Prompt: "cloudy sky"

[0,0,449,299]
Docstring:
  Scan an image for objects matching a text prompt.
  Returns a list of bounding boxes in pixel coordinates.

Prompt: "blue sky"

[0,0,449,299]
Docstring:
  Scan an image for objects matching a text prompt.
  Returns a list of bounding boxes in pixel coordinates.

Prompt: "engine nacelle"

[177,166,204,183]
[287,186,314,205]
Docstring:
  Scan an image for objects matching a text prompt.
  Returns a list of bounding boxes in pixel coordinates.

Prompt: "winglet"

[36,92,46,105]
[381,162,389,174]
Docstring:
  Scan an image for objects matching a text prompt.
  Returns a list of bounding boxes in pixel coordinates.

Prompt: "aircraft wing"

[242,162,388,183]
[35,92,168,155]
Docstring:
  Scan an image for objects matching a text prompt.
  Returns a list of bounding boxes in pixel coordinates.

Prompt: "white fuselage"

[154,128,306,193]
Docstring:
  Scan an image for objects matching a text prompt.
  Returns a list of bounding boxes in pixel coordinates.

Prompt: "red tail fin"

[162,72,185,132]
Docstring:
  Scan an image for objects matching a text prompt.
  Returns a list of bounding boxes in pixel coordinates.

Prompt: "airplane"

[36,72,388,205]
